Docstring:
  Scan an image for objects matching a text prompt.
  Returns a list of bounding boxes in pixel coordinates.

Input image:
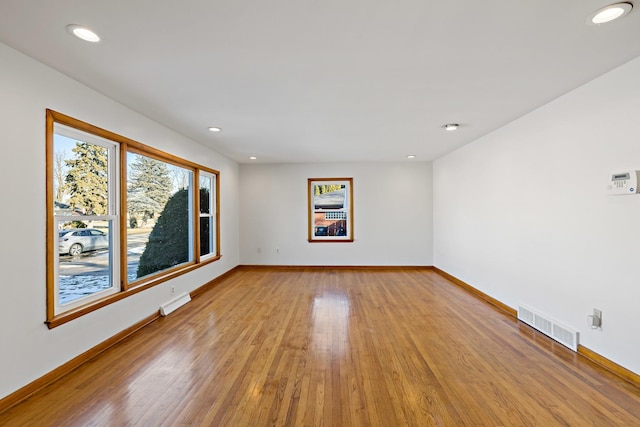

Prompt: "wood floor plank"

[1,267,639,426]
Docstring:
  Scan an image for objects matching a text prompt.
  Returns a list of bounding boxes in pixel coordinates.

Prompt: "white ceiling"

[1,1,639,163]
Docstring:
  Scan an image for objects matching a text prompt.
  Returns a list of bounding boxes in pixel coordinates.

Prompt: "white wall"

[434,56,640,375]
[0,42,240,400]
[6,24,635,401]
[240,162,433,266]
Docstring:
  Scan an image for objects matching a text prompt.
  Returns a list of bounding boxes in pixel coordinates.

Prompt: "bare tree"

[54,150,69,203]
[171,167,191,191]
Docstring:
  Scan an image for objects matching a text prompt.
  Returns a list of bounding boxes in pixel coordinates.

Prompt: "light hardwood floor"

[1,267,639,426]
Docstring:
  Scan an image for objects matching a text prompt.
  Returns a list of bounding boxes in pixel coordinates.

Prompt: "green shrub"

[137,189,189,278]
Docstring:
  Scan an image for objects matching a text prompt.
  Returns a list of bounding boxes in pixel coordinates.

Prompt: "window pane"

[58,219,115,305]
[54,133,110,216]
[200,216,212,256]
[200,175,211,214]
[53,123,118,312]
[127,152,193,281]
[199,173,216,258]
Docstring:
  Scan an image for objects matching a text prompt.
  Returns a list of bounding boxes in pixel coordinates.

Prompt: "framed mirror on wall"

[307,178,354,242]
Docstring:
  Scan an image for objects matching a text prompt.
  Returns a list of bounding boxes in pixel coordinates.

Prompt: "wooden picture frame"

[307,178,354,242]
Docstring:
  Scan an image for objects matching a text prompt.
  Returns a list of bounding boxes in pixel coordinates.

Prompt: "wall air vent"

[517,305,579,351]
[159,292,191,316]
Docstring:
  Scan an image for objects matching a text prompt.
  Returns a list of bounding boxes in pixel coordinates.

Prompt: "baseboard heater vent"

[160,292,191,316]
[517,305,579,351]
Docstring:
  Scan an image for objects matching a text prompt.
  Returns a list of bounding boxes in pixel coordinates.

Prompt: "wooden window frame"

[307,177,354,243]
[46,109,220,328]
[197,171,218,261]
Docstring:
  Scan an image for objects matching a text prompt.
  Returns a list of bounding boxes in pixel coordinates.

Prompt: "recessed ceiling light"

[249,156,257,160]
[587,3,633,24]
[443,123,459,131]
[208,127,221,132]
[406,155,416,159]
[66,25,100,43]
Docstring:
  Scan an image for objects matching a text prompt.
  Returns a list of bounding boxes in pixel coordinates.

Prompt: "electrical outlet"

[257,247,262,254]
[276,247,280,253]
[593,308,602,322]
[171,286,175,295]
[587,308,602,329]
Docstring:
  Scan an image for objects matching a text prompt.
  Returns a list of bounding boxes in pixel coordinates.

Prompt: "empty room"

[0,1,639,425]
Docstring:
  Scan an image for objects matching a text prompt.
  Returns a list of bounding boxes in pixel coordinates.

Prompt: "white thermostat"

[608,170,640,195]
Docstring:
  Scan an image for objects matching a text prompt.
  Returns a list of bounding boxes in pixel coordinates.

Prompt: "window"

[307,178,354,242]
[126,151,194,282]
[52,124,120,313]
[198,172,218,259]
[47,110,220,327]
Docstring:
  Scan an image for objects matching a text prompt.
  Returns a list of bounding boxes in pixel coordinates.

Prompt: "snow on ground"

[60,273,138,304]
[59,246,143,305]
